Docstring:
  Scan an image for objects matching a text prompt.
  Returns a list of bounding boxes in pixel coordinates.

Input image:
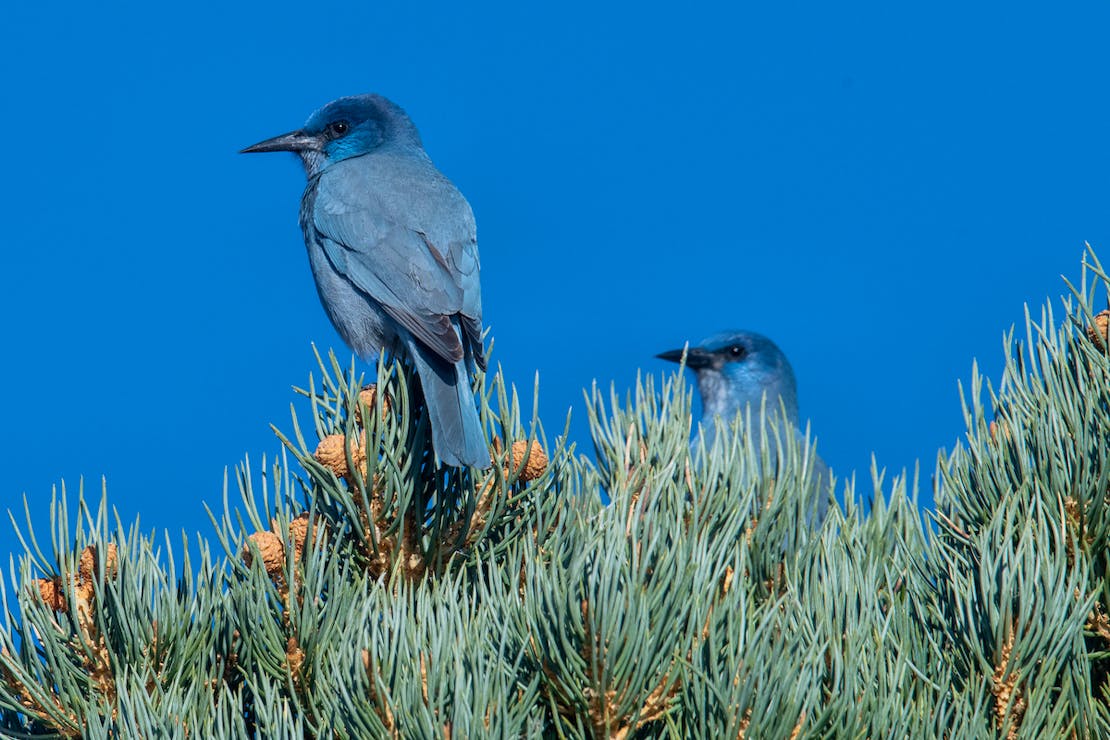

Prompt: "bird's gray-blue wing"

[306,165,479,364]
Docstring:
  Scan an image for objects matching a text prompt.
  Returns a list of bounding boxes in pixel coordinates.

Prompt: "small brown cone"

[1087,310,1110,350]
[510,441,548,482]
[36,578,67,612]
[242,530,285,578]
[287,513,316,565]
[314,434,367,480]
[78,543,119,585]
[354,385,392,426]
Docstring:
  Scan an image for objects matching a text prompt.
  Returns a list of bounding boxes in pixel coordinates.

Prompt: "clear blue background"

[2,2,1107,563]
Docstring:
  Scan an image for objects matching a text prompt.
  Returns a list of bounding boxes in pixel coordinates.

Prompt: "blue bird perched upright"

[242,94,490,469]
[658,330,829,525]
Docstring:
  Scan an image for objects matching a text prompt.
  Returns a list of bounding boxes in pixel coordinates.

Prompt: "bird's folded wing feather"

[309,169,478,364]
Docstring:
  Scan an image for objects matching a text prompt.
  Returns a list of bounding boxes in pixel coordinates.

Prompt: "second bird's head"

[658,330,793,382]
[657,330,799,417]
[241,94,422,177]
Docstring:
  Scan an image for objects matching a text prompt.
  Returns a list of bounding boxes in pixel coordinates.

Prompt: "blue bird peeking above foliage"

[658,330,830,525]
[243,94,489,469]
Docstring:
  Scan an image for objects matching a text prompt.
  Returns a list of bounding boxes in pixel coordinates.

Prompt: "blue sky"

[2,2,1107,563]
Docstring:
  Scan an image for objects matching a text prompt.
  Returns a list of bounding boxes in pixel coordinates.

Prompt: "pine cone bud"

[242,530,285,577]
[78,543,118,584]
[314,434,367,480]
[510,441,548,482]
[287,513,316,565]
[354,385,392,426]
[36,578,67,612]
[1087,310,1110,350]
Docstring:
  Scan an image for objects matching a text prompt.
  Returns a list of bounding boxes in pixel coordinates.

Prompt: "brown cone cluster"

[24,543,119,725]
[241,513,319,585]
[33,543,118,614]
[311,417,551,581]
[438,438,550,560]
[314,385,396,481]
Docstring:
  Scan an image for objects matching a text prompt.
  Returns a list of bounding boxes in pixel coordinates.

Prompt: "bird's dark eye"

[326,121,350,138]
[729,345,746,359]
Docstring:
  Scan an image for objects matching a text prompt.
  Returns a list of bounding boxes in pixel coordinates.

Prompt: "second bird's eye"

[729,345,746,359]
[327,121,350,137]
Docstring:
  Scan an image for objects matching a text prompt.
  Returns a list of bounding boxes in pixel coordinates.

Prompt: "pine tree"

[3,250,1110,738]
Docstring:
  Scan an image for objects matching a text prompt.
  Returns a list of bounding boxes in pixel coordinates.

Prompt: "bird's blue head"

[657,330,800,423]
[241,94,423,176]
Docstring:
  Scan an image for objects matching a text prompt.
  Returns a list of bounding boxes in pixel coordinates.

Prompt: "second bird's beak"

[240,130,320,154]
[656,347,712,369]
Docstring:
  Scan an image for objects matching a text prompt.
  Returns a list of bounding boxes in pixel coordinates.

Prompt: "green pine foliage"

[4,250,1110,738]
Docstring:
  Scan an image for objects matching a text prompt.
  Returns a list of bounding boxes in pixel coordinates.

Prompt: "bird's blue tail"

[405,336,490,469]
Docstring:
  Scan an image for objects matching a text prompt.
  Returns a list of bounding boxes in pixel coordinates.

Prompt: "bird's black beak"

[656,347,712,369]
[240,130,320,154]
